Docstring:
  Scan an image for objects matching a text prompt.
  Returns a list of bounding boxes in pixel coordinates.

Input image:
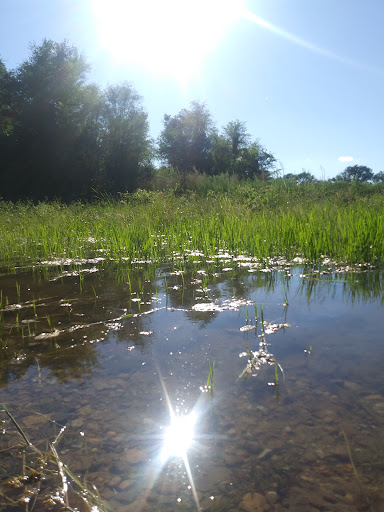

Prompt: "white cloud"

[338,156,354,162]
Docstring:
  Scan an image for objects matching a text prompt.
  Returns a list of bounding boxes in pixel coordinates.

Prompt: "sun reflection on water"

[161,410,197,462]
[155,368,202,511]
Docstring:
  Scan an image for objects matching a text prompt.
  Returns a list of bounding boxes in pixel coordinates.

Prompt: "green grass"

[0,180,383,267]
[1,404,114,512]
[206,360,215,390]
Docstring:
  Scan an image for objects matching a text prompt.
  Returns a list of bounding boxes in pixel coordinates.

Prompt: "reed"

[1,405,115,512]
[206,360,215,391]
[0,182,383,268]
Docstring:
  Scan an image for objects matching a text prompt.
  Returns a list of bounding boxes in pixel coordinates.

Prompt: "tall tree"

[211,120,275,179]
[223,120,249,159]
[233,141,276,180]
[210,131,232,175]
[335,165,374,183]
[8,39,98,200]
[284,171,316,183]
[158,101,213,176]
[0,58,14,190]
[0,58,11,135]
[101,82,150,193]
[373,171,384,184]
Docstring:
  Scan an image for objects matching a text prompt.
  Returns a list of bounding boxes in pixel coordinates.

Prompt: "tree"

[210,131,232,175]
[0,58,15,188]
[158,101,213,176]
[372,171,384,184]
[284,171,316,184]
[6,39,98,200]
[211,120,275,179]
[100,82,151,193]
[335,165,374,183]
[223,120,249,159]
[233,141,276,180]
[0,40,152,200]
[296,171,316,183]
[0,58,11,135]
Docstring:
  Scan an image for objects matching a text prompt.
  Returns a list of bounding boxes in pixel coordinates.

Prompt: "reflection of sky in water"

[2,266,384,510]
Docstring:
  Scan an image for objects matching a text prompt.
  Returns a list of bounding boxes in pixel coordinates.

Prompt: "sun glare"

[161,411,197,462]
[93,0,243,82]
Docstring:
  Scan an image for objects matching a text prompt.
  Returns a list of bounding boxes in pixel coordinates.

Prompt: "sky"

[1,0,383,179]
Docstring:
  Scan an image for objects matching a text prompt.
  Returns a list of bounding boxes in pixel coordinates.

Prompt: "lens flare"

[161,411,197,461]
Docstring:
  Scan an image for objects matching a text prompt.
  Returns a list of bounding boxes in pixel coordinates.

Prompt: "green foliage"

[7,39,97,201]
[158,105,276,182]
[372,171,384,184]
[223,119,250,158]
[1,39,277,201]
[335,165,374,183]
[0,40,152,201]
[206,360,215,390]
[158,101,213,176]
[284,171,317,184]
[0,181,383,267]
[101,83,151,193]
[231,141,275,180]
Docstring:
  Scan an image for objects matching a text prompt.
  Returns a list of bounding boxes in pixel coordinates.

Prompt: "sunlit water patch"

[1,262,384,511]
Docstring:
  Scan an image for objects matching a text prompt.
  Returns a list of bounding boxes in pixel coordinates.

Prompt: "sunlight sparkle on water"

[161,411,197,462]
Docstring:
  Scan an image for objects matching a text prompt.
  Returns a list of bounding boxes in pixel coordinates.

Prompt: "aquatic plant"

[260,303,265,332]
[273,361,278,384]
[1,405,115,512]
[281,272,289,306]
[238,332,284,384]
[46,315,54,332]
[304,345,313,357]
[206,360,215,391]
[15,282,21,303]
[0,182,383,268]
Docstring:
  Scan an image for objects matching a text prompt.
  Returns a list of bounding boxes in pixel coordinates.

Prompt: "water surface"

[1,261,384,511]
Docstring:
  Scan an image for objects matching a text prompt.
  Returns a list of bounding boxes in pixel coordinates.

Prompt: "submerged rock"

[240,492,270,512]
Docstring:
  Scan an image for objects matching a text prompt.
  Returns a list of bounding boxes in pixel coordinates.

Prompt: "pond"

[1,258,384,512]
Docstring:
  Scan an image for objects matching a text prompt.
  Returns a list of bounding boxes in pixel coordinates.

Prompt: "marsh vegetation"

[1,178,383,269]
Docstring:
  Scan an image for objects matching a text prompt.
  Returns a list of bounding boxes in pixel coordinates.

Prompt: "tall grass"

[0,180,383,267]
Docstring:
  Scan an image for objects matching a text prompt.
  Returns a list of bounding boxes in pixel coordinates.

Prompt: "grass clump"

[1,404,114,512]
[0,180,383,267]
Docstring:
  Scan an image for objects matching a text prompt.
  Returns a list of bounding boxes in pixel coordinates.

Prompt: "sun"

[92,0,243,82]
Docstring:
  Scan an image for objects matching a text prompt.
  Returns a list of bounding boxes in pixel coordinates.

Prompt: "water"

[1,261,384,511]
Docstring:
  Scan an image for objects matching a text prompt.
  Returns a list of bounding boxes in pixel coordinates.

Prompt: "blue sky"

[1,0,383,179]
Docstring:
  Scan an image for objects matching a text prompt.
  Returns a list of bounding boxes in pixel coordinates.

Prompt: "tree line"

[0,39,276,201]
[0,40,382,202]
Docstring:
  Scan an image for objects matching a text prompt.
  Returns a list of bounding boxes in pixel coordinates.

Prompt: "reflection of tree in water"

[0,263,160,386]
[298,267,384,306]
[160,266,282,308]
[2,262,382,388]
[0,328,102,388]
[158,265,285,328]
[219,268,280,300]
[39,342,100,382]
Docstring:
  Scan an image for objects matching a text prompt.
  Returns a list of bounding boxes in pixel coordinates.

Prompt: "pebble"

[118,479,133,490]
[239,492,270,512]
[122,448,146,465]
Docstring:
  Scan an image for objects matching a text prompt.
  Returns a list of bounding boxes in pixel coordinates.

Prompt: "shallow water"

[1,261,384,511]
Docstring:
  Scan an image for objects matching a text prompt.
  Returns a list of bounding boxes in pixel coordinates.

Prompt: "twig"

[1,403,43,457]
